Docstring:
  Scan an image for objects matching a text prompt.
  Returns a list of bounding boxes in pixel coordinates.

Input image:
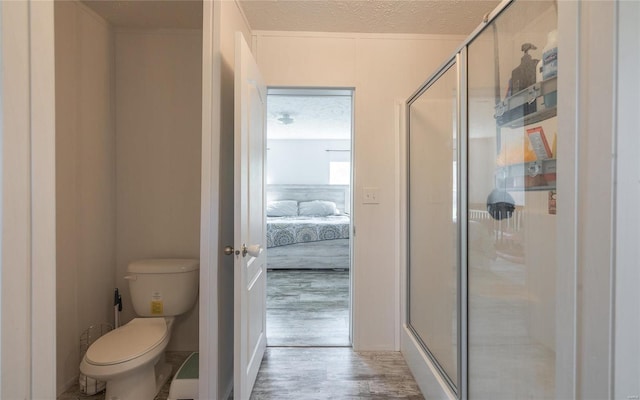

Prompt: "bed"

[266,184,351,270]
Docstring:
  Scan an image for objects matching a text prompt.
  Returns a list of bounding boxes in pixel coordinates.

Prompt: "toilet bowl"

[80,318,174,400]
[79,258,199,400]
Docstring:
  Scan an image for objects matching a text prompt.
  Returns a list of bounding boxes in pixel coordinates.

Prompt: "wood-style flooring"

[267,269,350,347]
[257,270,423,399]
[250,347,424,400]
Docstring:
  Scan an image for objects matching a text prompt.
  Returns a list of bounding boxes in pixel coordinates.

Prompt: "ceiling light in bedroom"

[277,113,295,125]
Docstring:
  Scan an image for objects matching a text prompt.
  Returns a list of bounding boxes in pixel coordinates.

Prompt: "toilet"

[80,258,199,400]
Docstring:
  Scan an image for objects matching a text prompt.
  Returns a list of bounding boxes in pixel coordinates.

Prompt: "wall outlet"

[362,187,380,204]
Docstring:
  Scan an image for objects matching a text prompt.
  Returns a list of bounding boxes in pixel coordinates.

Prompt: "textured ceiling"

[267,94,352,140]
[80,0,500,35]
[238,0,501,35]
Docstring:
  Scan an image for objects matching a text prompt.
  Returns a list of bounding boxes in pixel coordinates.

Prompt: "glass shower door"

[467,1,558,398]
[407,59,460,392]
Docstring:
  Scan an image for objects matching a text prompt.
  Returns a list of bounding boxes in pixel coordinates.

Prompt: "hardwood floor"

[260,270,424,399]
[250,347,424,399]
[267,269,350,347]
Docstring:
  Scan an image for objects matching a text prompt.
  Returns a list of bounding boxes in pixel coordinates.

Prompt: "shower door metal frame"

[457,47,469,400]
[404,1,517,398]
[405,50,467,397]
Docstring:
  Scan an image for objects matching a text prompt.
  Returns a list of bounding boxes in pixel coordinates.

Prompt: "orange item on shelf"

[523,138,538,162]
[497,135,536,166]
[526,126,553,160]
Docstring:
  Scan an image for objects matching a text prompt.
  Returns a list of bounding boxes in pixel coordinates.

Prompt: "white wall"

[614,1,640,398]
[54,1,115,394]
[1,0,33,395]
[114,29,202,351]
[267,139,350,185]
[255,31,463,350]
[572,3,616,397]
[556,1,617,397]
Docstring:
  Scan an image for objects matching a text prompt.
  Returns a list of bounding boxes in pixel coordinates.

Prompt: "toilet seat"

[86,318,168,366]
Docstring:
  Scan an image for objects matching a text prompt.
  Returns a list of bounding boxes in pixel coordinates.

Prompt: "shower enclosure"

[406,0,558,398]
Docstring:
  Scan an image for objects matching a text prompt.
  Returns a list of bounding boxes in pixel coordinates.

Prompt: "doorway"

[264,88,354,347]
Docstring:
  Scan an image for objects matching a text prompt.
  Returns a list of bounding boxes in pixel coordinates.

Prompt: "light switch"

[362,187,380,204]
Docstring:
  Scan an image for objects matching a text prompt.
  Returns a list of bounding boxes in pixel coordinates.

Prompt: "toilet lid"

[85,318,168,366]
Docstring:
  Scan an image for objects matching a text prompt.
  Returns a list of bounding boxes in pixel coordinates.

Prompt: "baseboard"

[401,326,456,400]
[222,379,233,400]
[57,374,78,397]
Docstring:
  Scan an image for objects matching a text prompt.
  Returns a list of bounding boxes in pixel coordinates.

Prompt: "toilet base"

[103,357,171,400]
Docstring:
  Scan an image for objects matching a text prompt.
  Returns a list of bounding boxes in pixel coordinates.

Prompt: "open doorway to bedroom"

[265,88,353,347]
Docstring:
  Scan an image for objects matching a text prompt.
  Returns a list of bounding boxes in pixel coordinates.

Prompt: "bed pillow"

[298,200,338,216]
[266,200,298,217]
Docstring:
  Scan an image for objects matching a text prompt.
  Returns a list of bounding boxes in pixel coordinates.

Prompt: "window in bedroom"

[330,161,350,185]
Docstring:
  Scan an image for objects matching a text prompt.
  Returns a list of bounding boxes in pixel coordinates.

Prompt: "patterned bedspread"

[266,215,350,248]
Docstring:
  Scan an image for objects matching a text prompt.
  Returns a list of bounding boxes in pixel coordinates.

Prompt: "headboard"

[266,184,351,213]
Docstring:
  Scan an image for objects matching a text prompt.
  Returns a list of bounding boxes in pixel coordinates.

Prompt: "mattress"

[266,215,350,248]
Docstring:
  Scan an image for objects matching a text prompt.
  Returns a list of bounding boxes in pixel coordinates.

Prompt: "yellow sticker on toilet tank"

[151,291,163,315]
[151,301,163,315]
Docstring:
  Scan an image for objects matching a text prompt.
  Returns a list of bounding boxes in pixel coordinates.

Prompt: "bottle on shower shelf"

[542,29,558,107]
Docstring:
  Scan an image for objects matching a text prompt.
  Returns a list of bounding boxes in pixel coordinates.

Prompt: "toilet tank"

[126,259,199,317]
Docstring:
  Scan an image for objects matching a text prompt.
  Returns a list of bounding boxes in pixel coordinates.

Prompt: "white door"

[233,31,267,400]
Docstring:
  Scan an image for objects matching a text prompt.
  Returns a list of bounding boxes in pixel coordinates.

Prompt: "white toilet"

[80,258,199,400]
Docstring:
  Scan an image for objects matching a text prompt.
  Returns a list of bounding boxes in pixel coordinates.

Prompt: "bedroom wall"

[267,139,350,185]
[55,1,115,394]
[114,28,202,351]
[254,31,463,350]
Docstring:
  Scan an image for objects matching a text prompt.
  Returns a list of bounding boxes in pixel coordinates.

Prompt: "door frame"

[264,86,356,346]
[0,0,57,398]
[199,0,221,398]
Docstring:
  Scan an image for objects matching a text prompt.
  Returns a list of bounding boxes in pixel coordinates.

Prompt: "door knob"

[226,244,261,257]
[224,245,238,256]
[243,244,261,258]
